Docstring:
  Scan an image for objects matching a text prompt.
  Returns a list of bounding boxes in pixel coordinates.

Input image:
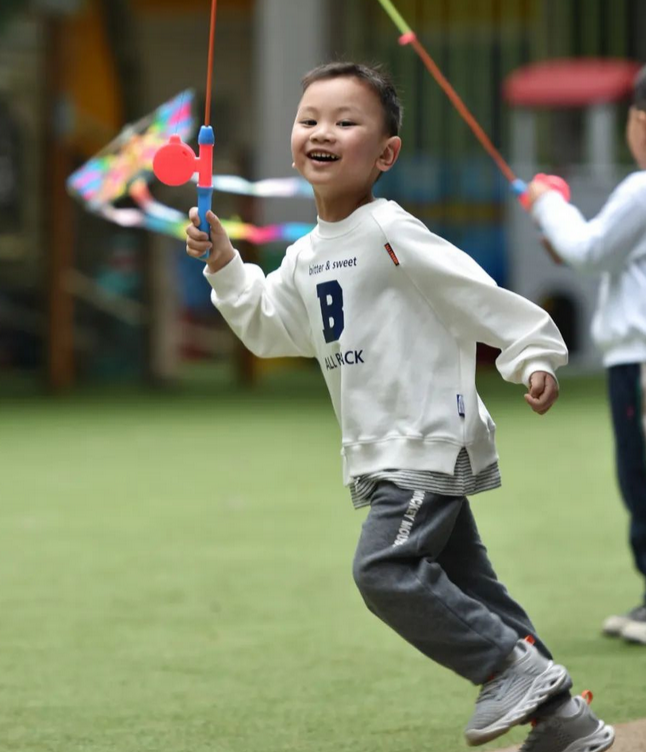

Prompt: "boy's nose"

[311,125,334,142]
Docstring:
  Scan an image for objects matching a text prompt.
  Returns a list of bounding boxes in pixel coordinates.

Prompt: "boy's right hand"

[186,208,236,274]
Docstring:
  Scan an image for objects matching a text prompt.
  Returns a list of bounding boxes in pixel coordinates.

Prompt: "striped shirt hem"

[350,448,501,509]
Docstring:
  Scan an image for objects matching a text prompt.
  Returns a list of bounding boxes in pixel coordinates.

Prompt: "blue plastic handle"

[196,125,215,261]
[511,178,527,196]
[197,184,214,260]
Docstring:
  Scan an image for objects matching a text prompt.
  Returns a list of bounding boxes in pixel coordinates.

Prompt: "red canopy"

[503,58,641,108]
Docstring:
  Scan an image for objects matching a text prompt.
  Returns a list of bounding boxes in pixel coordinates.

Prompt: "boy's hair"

[301,62,403,137]
[634,64,646,111]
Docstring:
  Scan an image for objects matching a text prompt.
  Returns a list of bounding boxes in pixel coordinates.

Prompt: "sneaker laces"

[476,636,536,705]
[476,674,506,703]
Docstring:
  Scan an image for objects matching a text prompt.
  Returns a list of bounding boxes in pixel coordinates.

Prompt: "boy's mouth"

[308,151,340,163]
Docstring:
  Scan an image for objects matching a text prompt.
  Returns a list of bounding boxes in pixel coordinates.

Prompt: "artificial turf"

[0,368,642,752]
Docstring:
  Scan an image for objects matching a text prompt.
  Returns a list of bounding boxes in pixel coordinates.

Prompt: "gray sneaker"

[464,638,570,746]
[622,616,646,644]
[519,694,615,752]
[602,604,646,639]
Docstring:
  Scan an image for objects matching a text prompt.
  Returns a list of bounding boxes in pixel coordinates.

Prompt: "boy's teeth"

[310,152,339,161]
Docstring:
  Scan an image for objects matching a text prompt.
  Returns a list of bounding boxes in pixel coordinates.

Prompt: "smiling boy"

[186,62,614,751]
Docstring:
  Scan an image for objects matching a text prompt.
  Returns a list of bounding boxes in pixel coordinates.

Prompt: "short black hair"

[301,62,403,137]
[634,64,646,111]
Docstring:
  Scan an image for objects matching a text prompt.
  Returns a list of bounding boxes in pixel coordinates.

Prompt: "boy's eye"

[338,120,356,127]
[300,119,316,126]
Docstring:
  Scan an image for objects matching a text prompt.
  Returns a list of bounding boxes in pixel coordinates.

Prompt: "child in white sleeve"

[527,64,646,648]
[187,62,614,752]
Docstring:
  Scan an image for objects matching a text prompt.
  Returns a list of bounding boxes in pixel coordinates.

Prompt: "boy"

[186,62,614,751]
[527,64,646,647]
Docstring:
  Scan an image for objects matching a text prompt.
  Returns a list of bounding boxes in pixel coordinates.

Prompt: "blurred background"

[1,3,645,752]
[1,0,645,393]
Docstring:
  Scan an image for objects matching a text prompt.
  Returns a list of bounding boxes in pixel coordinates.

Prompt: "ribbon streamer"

[71,176,314,247]
[208,174,312,199]
[130,179,314,245]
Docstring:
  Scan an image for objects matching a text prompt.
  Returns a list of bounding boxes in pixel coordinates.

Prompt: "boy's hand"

[524,371,559,415]
[186,208,236,273]
[525,180,554,209]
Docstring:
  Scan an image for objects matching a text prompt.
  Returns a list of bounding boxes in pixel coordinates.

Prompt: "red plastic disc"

[153,135,197,186]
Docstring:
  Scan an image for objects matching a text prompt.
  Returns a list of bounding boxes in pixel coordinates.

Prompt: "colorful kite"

[67,88,315,246]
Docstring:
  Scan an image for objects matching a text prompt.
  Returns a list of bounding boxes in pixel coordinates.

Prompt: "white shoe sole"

[465,662,570,746]
[602,615,629,637]
[621,620,646,644]
[563,722,615,752]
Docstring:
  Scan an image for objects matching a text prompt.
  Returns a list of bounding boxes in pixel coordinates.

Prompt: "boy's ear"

[635,109,646,146]
[377,136,402,173]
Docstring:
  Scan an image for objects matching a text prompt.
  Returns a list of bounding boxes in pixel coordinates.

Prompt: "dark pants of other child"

[608,363,646,603]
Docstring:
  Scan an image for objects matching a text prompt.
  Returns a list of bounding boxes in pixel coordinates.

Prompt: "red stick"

[403,33,518,186]
[204,0,218,127]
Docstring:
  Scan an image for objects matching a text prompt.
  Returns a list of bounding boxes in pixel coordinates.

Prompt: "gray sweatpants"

[352,483,553,685]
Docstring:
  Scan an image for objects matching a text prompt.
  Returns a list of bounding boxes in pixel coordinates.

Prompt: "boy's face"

[291,76,400,195]
[626,106,646,168]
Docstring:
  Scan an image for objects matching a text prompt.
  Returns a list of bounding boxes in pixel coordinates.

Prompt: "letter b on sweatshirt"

[316,280,344,343]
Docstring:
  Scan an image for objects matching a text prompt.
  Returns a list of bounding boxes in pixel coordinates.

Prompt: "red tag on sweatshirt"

[384,243,400,266]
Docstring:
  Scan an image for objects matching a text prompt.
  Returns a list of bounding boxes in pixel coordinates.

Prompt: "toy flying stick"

[153,0,219,259]
[375,0,570,208]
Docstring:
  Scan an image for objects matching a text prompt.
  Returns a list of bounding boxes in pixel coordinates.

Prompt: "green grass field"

[0,369,643,752]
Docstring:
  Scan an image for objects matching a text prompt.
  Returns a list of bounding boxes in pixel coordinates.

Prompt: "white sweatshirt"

[532,171,646,367]
[204,199,568,485]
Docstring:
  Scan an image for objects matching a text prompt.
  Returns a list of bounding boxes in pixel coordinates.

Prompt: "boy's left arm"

[389,215,568,397]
